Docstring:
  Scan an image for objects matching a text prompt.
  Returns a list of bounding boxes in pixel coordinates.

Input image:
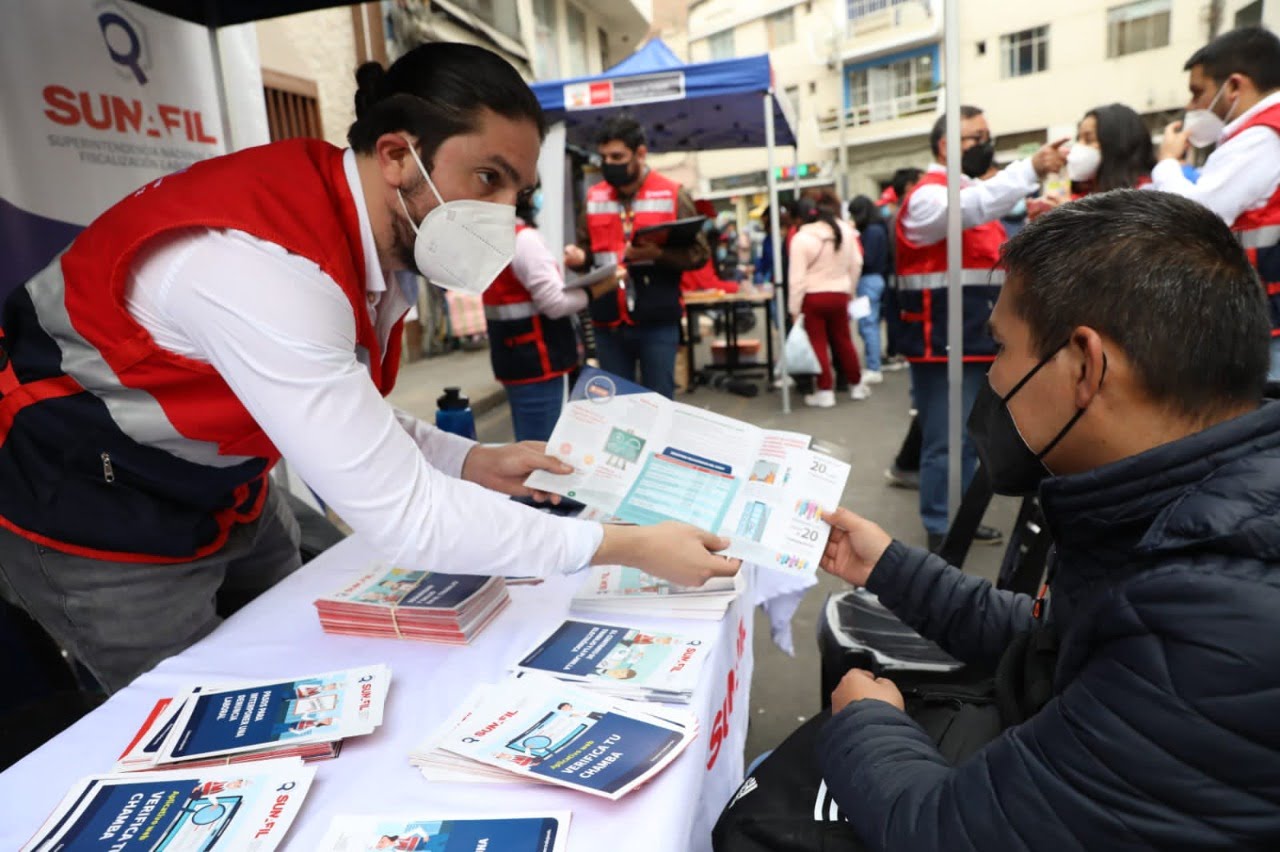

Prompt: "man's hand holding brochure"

[529,368,851,579]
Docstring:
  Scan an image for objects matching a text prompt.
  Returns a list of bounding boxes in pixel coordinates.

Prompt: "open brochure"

[572,564,741,621]
[412,673,697,800]
[526,368,851,577]
[21,757,314,852]
[117,665,390,770]
[316,812,571,852]
[513,618,714,703]
[314,565,511,644]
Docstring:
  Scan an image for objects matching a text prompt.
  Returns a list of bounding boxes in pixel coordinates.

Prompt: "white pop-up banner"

[0,0,265,300]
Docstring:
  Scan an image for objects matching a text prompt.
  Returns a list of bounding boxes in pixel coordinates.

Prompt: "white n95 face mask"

[1183,84,1235,149]
[397,136,515,295]
[1066,143,1101,182]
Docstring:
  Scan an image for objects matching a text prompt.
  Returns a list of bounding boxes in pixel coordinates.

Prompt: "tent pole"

[764,92,790,414]
[205,25,235,152]
[944,0,963,525]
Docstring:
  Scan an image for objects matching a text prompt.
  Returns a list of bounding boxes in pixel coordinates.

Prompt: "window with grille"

[1000,25,1049,78]
[1107,0,1171,58]
[766,8,796,48]
[262,69,323,141]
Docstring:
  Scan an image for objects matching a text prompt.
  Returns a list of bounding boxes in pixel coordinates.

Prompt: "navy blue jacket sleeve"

[818,567,1280,851]
[866,540,1036,669]
[860,223,889,277]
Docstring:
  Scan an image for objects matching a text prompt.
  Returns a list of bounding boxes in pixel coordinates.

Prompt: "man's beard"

[392,174,429,274]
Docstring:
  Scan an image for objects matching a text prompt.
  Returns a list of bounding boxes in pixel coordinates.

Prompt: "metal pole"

[837,74,849,201]
[944,0,963,522]
[205,26,235,152]
[765,92,790,413]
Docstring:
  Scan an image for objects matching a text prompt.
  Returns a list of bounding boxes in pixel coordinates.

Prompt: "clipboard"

[630,216,707,249]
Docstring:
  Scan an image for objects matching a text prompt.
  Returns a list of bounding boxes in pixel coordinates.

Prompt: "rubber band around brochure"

[389,604,404,639]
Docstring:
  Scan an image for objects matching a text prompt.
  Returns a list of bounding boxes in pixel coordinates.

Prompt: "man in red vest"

[565,118,709,399]
[1154,26,1280,380]
[0,43,736,692]
[895,107,1066,550]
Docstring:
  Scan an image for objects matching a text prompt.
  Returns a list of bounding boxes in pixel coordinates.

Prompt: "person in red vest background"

[894,106,1066,551]
[564,117,709,399]
[483,189,619,441]
[1153,26,1280,381]
[0,42,737,693]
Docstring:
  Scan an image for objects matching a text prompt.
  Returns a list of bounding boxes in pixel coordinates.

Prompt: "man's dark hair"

[347,42,545,165]
[1084,103,1156,192]
[594,116,647,152]
[1185,26,1280,92]
[929,105,984,158]
[1001,190,1269,419]
[847,195,884,231]
[890,167,924,200]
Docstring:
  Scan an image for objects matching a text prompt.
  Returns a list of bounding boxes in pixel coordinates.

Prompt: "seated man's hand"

[462,442,571,502]
[625,241,664,263]
[832,668,904,714]
[594,522,740,587]
[820,508,892,587]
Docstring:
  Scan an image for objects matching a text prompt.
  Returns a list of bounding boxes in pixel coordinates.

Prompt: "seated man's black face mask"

[967,340,1107,496]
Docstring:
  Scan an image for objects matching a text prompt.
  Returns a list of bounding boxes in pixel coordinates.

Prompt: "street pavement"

[393,345,1019,763]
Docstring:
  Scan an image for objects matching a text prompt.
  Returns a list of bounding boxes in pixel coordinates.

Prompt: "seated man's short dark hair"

[1185,26,1280,91]
[929,105,984,157]
[594,116,647,151]
[1000,190,1269,420]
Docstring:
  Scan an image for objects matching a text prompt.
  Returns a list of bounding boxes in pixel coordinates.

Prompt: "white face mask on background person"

[396,135,516,295]
[1066,143,1102,182]
[1183,83,1237,149]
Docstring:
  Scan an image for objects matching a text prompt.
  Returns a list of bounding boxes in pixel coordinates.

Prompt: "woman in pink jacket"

[788,194,867,408]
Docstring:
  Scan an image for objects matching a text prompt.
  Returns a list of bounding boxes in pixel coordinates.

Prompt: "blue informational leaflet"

[21,758,314,852]
[316,812,570,852]
[514,619,713,702]
[433,673,696,800]
[525,368,851,578]
[155,665,390,765]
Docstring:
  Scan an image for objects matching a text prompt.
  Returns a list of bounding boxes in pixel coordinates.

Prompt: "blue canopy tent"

[530,38,799,411]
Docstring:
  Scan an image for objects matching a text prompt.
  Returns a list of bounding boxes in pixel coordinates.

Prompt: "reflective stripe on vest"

[593,251,619,266]
[632,198,676,214]
[1239,224,1280,250]
[24,256,255,469]
[485,302,539,321]
[587,200,621,215]
[896,269,1007,291]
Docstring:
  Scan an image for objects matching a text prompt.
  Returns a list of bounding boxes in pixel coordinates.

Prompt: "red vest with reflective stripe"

[483,224,579,385]
[893,170,1007,363]
[585,170,682,327]
[1224,102,1280,335]
[0,139,399,562]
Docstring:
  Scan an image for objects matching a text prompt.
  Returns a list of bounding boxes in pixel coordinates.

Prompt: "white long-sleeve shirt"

[1151,90,1280,226]
[511,226,588,318]
[902,160,1040,247]
[124,149,602,576]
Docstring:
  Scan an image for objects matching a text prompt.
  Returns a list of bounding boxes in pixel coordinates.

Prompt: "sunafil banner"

[0,0,251,300]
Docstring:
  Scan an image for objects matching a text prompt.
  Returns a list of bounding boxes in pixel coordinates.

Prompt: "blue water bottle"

[435,387,477,439]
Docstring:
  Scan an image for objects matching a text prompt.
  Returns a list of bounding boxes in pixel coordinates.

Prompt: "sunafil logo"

[40,2,218,146]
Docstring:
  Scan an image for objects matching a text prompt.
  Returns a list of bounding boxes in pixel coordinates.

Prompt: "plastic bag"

[784,317,821,376]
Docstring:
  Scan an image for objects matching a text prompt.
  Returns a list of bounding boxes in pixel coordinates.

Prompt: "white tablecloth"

[0,536,755,850]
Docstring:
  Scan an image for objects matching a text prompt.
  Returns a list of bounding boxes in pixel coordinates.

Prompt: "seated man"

[818,190,1280,850]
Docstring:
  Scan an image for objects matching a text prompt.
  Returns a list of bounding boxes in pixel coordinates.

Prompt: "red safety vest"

[483,223,579,385]
[585,169,682,327]
[894,170,1007,363]
[1223,101,1280,336]
[0,139,400,562]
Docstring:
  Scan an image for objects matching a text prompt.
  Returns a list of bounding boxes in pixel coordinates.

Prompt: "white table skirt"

[0,536,756,851]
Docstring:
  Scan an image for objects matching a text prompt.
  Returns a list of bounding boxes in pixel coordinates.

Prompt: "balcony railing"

[817,86,940,133]
[846,0,932,38]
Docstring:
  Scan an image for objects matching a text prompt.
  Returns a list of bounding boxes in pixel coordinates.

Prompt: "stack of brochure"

[573,564,741,621]
[410,673,697,800]
[313,565,510,644]
[512,618,714,703]
[316,812,570,852]
[115,665,390,771]
[21,758,314,852]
